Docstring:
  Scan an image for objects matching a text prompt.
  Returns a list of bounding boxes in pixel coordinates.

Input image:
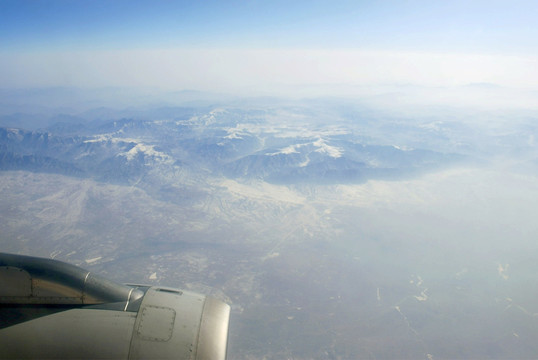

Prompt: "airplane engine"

[0,253,230,360]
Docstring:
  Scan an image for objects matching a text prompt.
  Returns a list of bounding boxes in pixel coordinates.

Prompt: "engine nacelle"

[0,253,230,360]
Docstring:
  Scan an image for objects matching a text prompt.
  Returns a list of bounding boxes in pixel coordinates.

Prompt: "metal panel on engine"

[128,287,230,360]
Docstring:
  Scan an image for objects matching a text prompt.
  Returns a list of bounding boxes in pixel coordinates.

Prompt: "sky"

[1,0,538,97]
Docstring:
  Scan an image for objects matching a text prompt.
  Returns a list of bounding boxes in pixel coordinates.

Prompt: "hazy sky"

[1,0,538,95]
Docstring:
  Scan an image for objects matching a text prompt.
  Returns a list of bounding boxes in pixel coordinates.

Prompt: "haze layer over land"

[2,91,538,359]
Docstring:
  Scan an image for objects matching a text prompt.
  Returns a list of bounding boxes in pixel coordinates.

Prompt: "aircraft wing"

[0,253,230,360]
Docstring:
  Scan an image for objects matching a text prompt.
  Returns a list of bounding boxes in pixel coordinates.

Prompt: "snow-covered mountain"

[0,106,465,185]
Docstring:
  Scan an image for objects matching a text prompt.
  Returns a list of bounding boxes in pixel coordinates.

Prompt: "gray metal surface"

[0,253,231,359]
[0,266,32,296]
[0,253,144,305]
[0,308,137,359]
[196,296,232,360]
[128,287,230,360]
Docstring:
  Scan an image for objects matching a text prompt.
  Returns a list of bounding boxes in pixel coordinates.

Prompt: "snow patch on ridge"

[120,143,173,163]
[266,137,343,158]
[313,138,343,158]
[84,134,173,164]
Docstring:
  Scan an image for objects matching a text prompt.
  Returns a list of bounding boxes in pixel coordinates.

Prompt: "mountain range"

[0,106,464,186]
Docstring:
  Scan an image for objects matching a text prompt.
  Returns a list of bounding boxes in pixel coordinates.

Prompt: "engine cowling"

[0,253,230,360]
